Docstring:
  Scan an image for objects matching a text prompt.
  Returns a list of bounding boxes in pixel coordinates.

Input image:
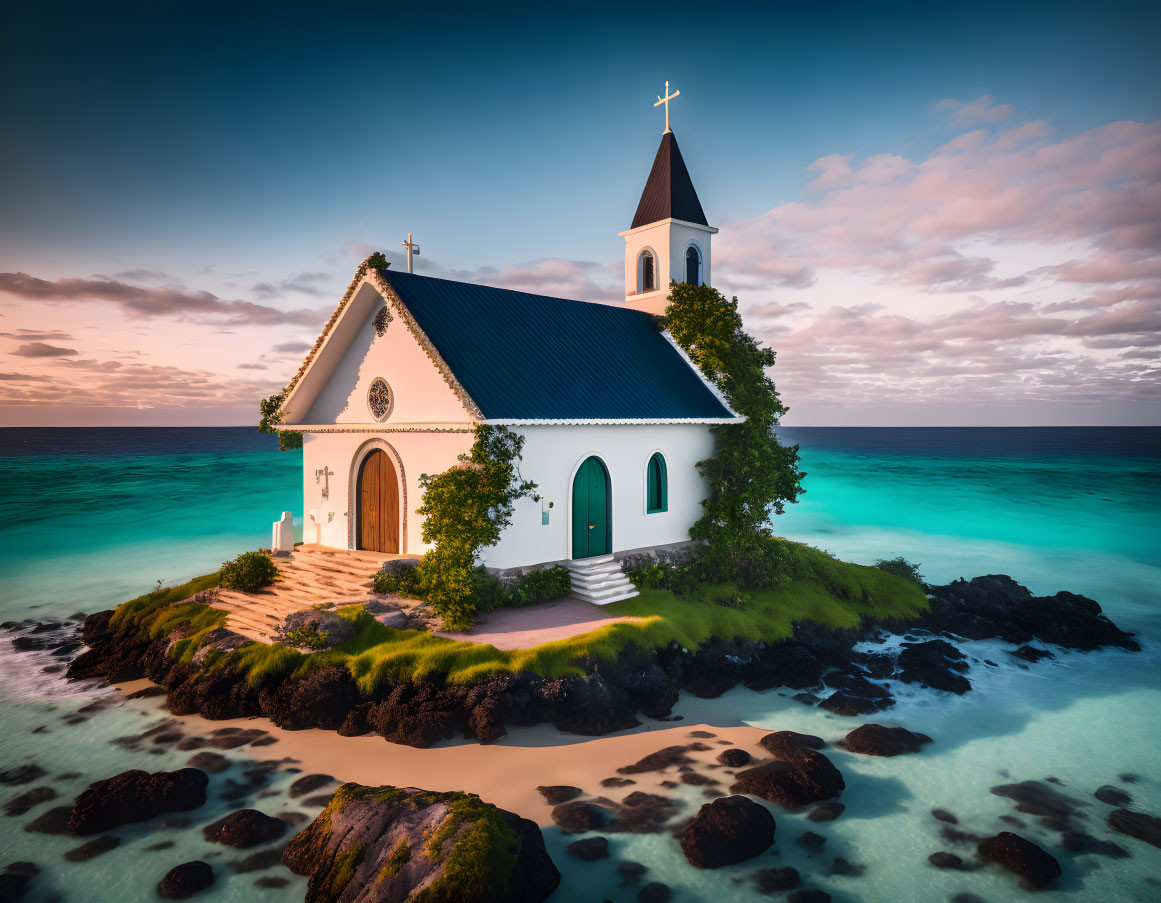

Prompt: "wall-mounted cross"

[401,233,420,273]
[315,466,334,500]
[654,80,680,133]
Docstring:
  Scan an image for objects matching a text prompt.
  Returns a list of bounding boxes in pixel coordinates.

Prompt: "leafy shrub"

[477,566,571,612]
[416,426,538,632]
[874,556,925,586]
[664,281,805,578]
[374,558,421,596]
[219,551,280,593]
[258,389,302,450]
[284,623,329,649]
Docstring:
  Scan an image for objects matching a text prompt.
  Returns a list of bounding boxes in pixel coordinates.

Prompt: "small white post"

[272,511,294,555]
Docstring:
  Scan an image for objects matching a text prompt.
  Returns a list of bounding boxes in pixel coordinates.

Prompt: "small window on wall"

[685,245,702,285]
[646,452,668,513]
[638,249,656,293]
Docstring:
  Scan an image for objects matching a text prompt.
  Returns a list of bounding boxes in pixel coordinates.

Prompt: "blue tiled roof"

[378,269,734,421]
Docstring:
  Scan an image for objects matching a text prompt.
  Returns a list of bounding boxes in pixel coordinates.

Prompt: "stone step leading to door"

[564,555,639,606]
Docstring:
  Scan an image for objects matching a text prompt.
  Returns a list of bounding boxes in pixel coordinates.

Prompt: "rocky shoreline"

[54,573,1140,749]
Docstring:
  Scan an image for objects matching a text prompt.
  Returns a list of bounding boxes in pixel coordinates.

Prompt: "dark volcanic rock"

[759,731,825,757]
[1059,830,1129,858]
[716,748,752,767]
[617,745,696,774]
[566,836,609,860]
[732,746,845,809]
[63,834,121,861]
[923,575,1138,651]
[978,832,1061,890]
[680,795,776,868]
[3,786,56,816]
[897,640,971,694]
[755,866,801,892]
[600,777,637,788]
[69,768,208,835]
[1094,785,1132,806]
[931,808,958,824]
[1108,808,1161,848]
[203,809,287,848]
[158,861,215,899]
[537,785,583,805]
[283,783,560,903]
[1009,645,1054,663]
[819,673,894,715]
[840,724,932,757]
[552,799,616,833]
[615,792,682,834]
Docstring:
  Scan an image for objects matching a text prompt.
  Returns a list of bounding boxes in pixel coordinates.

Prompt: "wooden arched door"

[357,449,400,553]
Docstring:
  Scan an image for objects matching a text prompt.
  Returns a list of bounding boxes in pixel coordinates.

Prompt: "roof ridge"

[379,268,649,317]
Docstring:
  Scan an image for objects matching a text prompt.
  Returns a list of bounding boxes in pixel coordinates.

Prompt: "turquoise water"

[1,426,1159,902]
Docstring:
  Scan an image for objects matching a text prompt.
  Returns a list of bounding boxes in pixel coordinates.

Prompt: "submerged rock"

[566,836,609,860]
[680,795,776,868]
[282,783,560,903]
[157,861,215,899]
[755,866,801,892]
[0,765,46,786]
[63,834,121,861]
[68,768,208,835]
[0,861,39,902]
[978,832,1061,890]
[1094,785,1132,806]
[840,724,932,757]
[3,786,56,816]
[990,780,1086,820]
[1108,808,1161,848]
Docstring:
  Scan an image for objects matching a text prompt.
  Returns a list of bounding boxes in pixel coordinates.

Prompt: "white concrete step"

[573,588,640,605]
[565,556,637,606]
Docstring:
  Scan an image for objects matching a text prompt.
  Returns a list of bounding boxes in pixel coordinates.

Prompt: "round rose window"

[367,378,394,421]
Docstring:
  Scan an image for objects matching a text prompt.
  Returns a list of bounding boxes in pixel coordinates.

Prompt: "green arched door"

[571,457,610,559]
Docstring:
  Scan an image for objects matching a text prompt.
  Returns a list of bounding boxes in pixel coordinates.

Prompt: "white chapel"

[276,97,739,603]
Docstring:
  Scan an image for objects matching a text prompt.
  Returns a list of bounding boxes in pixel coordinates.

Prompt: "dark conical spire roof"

[630,131,708,229]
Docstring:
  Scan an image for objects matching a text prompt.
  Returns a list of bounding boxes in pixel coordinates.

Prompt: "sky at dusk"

[1,0,1159,427]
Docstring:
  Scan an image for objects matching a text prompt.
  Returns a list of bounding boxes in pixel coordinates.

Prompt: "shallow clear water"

[1,426,1159,902]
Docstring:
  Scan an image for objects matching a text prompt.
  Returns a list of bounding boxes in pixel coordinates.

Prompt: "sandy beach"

[116,678,770,825]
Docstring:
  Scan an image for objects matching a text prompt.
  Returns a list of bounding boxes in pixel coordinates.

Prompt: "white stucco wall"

[302,287,472,425]
[621,218,715,315]
[480,422,715,569]
[301,428,473,552]
[301,421,714,568]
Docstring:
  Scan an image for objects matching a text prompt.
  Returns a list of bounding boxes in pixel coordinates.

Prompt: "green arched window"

[646,452,668,513]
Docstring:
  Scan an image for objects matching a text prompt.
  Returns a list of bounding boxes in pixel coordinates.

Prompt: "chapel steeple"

[621,82,718,315]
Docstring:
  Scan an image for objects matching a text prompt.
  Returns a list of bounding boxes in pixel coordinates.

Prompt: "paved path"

[434,596,644,650]
[208,544,407,643]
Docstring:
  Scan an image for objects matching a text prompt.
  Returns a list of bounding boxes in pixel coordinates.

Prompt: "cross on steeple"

[654,80,680,133]
[400,233,420,273]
